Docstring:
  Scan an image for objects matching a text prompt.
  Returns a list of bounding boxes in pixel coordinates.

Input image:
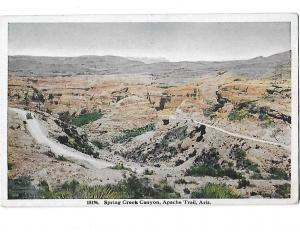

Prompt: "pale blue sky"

[8,22,291,61]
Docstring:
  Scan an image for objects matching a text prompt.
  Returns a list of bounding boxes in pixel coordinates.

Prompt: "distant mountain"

[126,56,169,64]
[9,51,291,81]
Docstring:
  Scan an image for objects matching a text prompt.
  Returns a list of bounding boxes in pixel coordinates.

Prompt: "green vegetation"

[92,140,109,150]
[183,188,190,194]
[185,165,242,179]
[57,155,68,162]
[237,177,250,189]
[54,119,99,158]
[26,113,33,120]
[269,167,289,180]
[8,176,40,199]
[175,159,185,166]
[58,111,103,127]
[174,178,188,184]
[241,159,260,173]
[110,163,133,172]
[186,147,242,179]
[251,173,264,179]
[8,160,15,171]
[112,123,155,143]
[143,169,155,175]
[274,183,290,198]
[230,146,260,173]
[70,111,103,127]
[191,183,240,199]
[259,114,275,128]
[8,175,180,199]
[228,108,252,121]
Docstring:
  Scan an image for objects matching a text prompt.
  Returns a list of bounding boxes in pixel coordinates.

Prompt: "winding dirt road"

[9,107,114,170]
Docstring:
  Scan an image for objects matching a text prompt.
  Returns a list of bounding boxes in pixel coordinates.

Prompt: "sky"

[8,22,291,61]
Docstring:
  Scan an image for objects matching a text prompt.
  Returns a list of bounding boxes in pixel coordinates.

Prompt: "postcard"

[0,14,298,206]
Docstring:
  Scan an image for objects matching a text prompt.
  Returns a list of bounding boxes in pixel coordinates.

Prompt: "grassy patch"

[185,165,242,179]
[110,163,133,172]
[191,183,239,199]
[274,183,290,198]
[259,114,275,128]
[228,108,252,121]
[112,123,155,143]
[230,146,260,173]
[269,167,289,180]
[9,175,181,199]
[92,140,109,150]
[58,111,103,127]
[237,177,250,189]
[70,112,103,127]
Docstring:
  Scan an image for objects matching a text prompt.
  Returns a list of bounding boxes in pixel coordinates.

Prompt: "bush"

[175,179,188,184]
[57,155,68,161]
[185,165,242,179]
[238,178,250,189]
[228,108,252,121]
[8,160,15,170]
[269,167,289,180]
[259,114,274,128]
[274,183,290,198]
[191,183,239,199]
[26,113,33,120]
[8,176,39,199]
[70,111,103,127]
[175,159,185,166]
[183,188,190,194]
[92,140,106,149]
[110,163,133,172]
[143,169,155,175]
[113,123,155,143]
[8,175,182,199]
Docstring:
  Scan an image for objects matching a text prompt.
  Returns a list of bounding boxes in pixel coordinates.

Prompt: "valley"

[7,51,292,199]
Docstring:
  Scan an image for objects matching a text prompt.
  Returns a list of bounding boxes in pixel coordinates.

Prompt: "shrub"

[57,155,68,162]
[113,123,155,143]
[274,183,290,198]
[26,113,33,120]
[175,179,188,184]
[269,167,289,180]
[228,108,252,121]
[110,163,133,172]
[57,135,69,145]
[70,111,103,127]
[185,165,242,179]
[183,188,190,194]
[191,183,239,199]
[143,169,155,175]
[92,140,107,149]
[259,114,274,128]
[8,176,39,199]
[8,160,15,170]
[238,178,250,189]
[8,174,182,199]
[175,159,185,166]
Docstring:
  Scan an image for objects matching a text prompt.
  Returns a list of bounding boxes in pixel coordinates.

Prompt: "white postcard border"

[0,14,298,206]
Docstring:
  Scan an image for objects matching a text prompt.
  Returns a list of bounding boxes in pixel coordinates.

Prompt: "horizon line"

[8,49,291,63]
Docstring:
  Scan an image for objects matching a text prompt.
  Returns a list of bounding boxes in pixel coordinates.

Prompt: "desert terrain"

[7,51,291,199]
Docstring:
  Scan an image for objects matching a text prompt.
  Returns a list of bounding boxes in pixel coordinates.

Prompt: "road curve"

[171,115,290,151]
[9,107,114,170]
